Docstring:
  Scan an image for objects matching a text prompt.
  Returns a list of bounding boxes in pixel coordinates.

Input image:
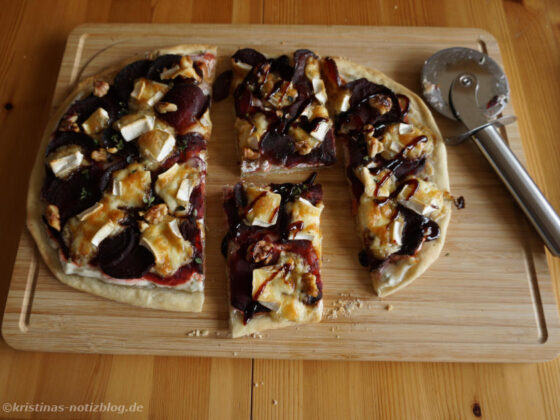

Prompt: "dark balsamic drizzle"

[222,173,323,323]
[326,59,442,272]
[231,48,336,169]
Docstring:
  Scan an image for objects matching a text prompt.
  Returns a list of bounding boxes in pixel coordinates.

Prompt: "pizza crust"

[26,45,216,312]
[333,57,452,297]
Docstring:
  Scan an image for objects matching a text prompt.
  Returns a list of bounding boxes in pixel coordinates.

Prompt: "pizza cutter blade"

[421,47,560,256]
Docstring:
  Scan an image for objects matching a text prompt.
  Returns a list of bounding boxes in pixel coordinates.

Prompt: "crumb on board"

[272,399,278,406]
[326,295,364,319]
[249,332,264,339]
[385,304,394,311]
[253,381,265,388]
[186,329,209,337]
[233,352,238,356]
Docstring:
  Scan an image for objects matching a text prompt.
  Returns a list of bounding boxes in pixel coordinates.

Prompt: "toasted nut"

[46,204,61,231]
[91,148,108,162]
[247,240,276,264]
[243,147,260,161]
[302,273,320,299]
[59,113,79,132]
[155,101,178,114]
[144,203,168,224]
[180,55,193,69]
[107,147,118,154]
[93,80,110,97]
[138,220,149,232]
[369,94,392,115]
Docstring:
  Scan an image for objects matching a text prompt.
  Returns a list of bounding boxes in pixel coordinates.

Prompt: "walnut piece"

[45,204,61,231]
[369,94,392,115]
[302,273,319,299]
[91,148,108,162]
[155,101,178,114]
[144,203,168,224]
[93,80,110,98]
[246,240,276,264]
[243,147,260,161]
[107,147,118,154]
[59,113,79,132]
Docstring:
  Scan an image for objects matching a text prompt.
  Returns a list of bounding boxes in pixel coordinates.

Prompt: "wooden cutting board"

[3,24,560,362]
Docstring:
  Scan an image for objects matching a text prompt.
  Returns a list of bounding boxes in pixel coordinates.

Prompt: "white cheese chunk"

[244,186,282,227]
[112,179,122,196]
[138,129,176,162]
[116,113,155,142]
[77,202,103,221]
[310,119,331,142]
[49,150,84,178]
[251,265,294,311]
[337,91,351,113]
[389,217,404,246]
[168,218,183,239]
[91,221,118,247]
[176,178,192,203]
[398,123,414,135]
[82,107,109,135]
[130,78,169,107]
[396,179,444,218]
[312,78,327,104]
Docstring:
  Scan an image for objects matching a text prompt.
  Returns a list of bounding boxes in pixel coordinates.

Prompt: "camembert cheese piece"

[81,107,110,135]
[138,129,176,162]
[116,113,155,142]
[396,178,445,219]
[130,78,169,108]
[110,163,152,208]
[140,215,194,277]
[155,163,201,214]
[48,145,84,178]
[244,186,281,227]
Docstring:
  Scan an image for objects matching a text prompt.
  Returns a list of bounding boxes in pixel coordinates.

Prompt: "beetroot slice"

[146,54,182,82]
[100,244,155,279]
[232,48,266,67]
[157,84,209,134]
[97,227,138,268]
[260,131,295,166]
[113,59,152,102]
[46,132,98,156]
[66,93,119,124]
[42,169,103,224]
[212,70,232,101]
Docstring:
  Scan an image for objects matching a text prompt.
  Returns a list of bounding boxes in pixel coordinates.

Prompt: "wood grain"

[4,24,558,363]
[0,0,559,419]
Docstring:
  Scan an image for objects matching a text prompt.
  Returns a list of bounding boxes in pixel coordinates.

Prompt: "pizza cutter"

[422,47,560,256]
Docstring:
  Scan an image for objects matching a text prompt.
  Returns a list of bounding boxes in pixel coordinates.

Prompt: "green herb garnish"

[143,195,155,206]
[194,257,202,264]
[79,187,88,200]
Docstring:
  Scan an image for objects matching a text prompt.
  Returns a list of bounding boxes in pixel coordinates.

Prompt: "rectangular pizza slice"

[321,56,453,297]
[231,48,336,175]
[222,173,324,337]
[28,45,217,312]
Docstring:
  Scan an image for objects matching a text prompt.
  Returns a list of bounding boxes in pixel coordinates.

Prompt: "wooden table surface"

[1,0,559,418]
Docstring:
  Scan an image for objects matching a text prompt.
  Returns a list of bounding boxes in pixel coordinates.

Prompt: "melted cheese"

[251,251,319,322]
[63,196,126,264]
[355,166,396,198]
[82,107,109,135]
[380,123,432,160]
[116,112,155,141]
[155,163,201,214]
[48,145,84,179]
[396,177,445,219]
[285,197,324,255]
[138,129,176,163]
[244,186,281,227]
[140,215,194,277]
[110,163,152,208]
[130,78,169,109]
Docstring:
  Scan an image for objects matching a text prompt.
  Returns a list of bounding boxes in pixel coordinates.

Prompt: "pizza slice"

[321,56,452,297]
[222,173,324,337]
[231,48,336,175]
[27,45,217,311]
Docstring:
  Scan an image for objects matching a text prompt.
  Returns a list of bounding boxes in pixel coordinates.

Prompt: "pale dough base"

[334,57,452,298]
[26,44,217,312]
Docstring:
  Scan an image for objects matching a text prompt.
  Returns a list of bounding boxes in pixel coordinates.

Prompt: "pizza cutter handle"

[472,125,560,256]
